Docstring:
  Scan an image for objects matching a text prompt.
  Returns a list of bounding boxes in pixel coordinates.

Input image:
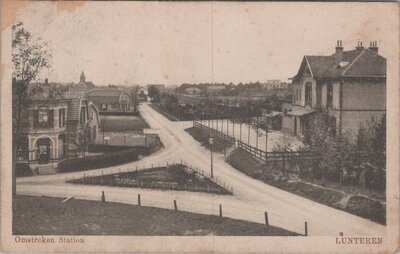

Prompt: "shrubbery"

[346,196,385,224]
[58,147,140,172]
[16,164,33,177]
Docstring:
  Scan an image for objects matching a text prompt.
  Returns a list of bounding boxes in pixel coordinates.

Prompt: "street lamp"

[209,137,214,179]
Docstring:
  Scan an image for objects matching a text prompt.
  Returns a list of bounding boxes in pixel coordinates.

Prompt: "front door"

[37,138,51,164]
[294,117,297,136]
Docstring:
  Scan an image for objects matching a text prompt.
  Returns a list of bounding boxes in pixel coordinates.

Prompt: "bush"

[88,144,132,153]
[16,164,33,177]
[346,196,385,224]
[58,147,140,172]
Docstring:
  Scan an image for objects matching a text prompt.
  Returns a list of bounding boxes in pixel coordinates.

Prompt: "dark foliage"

[16,164,33,177]
[58,147,140,172]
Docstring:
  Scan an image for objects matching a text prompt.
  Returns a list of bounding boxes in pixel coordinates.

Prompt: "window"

[38,110,48,123]
[80,107,87,125]
[101,104,108,110]
[305,83,312,105]
[35,109,53,128]
[59,108,66,127]
[327,83,333,108]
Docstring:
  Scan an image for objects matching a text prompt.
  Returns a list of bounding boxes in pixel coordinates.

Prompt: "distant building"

[185,87,202,95]
[282,40,386,139]
[206,85,226,95]
[86,88,132,113]
[67,71,96,92]
[15,84,100,174]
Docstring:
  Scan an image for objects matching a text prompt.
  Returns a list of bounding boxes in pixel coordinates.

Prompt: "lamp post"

[209,137,214,179]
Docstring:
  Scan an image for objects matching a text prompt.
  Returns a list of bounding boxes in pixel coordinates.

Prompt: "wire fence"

[65,161,234,195]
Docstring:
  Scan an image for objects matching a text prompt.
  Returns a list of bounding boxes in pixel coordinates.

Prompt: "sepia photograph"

[1,1,399,253]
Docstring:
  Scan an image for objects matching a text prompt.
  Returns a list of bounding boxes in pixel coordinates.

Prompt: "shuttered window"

[35,109,53,128]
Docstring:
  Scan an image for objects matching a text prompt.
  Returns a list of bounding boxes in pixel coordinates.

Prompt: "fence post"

[174,200,178,211]
[138,194,141,206]
[101,191,105,202]
[264,211,269,225]
[219,204,222,217]
[304,221,308,236]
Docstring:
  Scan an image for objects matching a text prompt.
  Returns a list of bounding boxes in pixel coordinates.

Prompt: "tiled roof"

[86,88,129,105]
[62,92,85,122]
[67,98,81,122]
[295,48,386,80]
[86,88,125,97]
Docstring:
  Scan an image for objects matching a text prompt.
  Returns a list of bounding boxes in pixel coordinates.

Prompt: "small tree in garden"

[356,113,386,169]
[77,124,92,157]
[304,109,356,181]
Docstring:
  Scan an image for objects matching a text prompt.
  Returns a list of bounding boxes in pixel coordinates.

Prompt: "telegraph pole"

[248,118,251,145]
[209,137,214,179]
[256,117,259,149]
[265,117,269,161]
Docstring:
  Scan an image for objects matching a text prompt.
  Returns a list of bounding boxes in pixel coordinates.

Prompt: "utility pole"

[232,119,235,139]
[248,118,251,145]
[265,117,269,161]
[227,118,229,136]
[209,137,214,179]
[256,117,259,149]
[239,120,242,142]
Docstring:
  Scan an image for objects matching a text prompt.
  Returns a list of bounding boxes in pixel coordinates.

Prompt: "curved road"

[17,103,385,236]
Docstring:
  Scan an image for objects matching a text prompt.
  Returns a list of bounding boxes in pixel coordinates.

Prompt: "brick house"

[15,88,100,174]
[282,41,386,139]
[86,88,132,113]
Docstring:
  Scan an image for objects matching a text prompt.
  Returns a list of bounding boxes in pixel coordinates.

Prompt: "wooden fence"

[194,121,235,144]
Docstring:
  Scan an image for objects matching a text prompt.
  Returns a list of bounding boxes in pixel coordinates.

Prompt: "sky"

[15,1,395,87]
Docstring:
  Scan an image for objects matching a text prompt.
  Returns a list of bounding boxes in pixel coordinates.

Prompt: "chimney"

[335,40,344,61]
[356,40,364,50]
[44,78,48,85]
[368,41,378,54]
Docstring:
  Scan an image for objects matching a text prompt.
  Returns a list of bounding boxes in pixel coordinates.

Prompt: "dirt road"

[17,103,385,236]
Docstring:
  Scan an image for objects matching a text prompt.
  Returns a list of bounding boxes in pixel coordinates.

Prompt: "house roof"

[61,92,86,122]
[86,88,129,104]
[67,98,82,122]
[294,48,386,81]
[287,108,316,117]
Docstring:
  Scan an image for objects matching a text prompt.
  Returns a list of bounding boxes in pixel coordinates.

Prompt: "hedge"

[58,147,140,172]
[88,144,132,153]
[16,164,33,177]
[99,111,138,116]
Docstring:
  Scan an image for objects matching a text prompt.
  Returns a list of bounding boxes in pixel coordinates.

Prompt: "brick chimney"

[335,40,343,61]
[356,40,364,50]
[368,41,378,54]
[44,78,48,85]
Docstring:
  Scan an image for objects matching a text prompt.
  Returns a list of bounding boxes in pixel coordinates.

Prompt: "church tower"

[80,71,86,83]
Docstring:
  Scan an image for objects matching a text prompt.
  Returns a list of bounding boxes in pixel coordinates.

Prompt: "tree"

[12,21,52,195]
[148,86,160,102]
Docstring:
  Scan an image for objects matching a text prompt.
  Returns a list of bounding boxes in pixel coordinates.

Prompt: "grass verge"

[13,195,299,236]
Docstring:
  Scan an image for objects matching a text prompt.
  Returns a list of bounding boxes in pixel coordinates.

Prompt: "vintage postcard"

[1,1,399,253]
